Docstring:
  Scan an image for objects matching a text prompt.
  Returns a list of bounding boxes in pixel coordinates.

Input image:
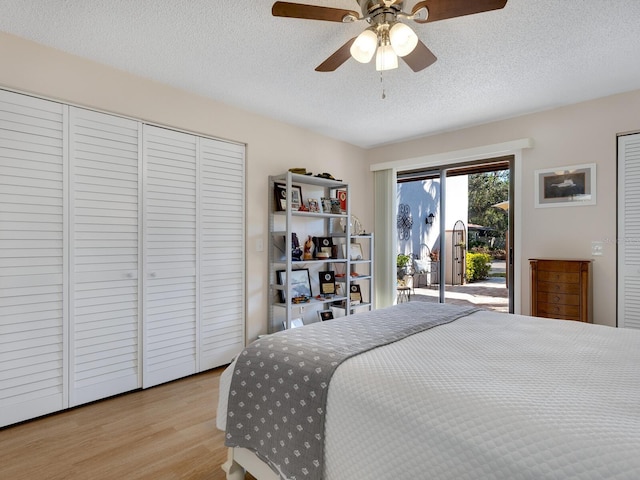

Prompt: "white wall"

[397,176,468,258]
[366,89,640,327]
[0,32,371,341]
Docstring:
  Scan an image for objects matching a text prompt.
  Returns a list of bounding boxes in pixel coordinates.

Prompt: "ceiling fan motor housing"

[359,0,403,24]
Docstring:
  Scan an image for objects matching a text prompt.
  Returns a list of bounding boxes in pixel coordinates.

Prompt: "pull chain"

[380,71,386,100]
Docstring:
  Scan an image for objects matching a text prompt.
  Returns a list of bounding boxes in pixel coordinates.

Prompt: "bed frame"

[222,447,279,480]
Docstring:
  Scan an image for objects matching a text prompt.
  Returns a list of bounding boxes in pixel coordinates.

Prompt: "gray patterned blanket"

[224,302,479,480]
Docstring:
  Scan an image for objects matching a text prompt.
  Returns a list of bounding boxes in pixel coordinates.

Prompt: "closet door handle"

[149,272,157,278]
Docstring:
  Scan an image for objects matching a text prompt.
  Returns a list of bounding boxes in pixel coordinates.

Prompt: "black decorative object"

[397,203,413,240]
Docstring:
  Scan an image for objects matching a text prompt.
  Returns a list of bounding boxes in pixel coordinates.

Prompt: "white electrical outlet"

[591,241,603,256]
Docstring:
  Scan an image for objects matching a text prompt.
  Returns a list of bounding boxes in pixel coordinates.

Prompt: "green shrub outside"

[466,252,492,282]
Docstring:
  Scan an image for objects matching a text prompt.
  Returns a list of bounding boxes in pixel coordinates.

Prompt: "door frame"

[370,138,531,314]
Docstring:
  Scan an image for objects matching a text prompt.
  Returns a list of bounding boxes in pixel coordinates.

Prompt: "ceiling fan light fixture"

[389,22,418,57]
[350,29,378,63]
[375,44,398,71]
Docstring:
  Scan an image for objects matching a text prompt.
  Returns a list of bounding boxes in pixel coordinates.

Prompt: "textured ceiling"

[1,0,640,148]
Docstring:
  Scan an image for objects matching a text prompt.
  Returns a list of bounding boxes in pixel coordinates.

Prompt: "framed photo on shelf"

[318,310,334,321]
[276,268,312,303]
[274,182,303,211]
[534,163,596,208]
[307,198,321,213]
[349,284,362,304]
[342,243,364,260]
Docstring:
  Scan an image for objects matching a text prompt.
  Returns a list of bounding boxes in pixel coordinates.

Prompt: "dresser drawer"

[537,291,580,306]
[538,271,580,284]
[535,260,582,273]
[537,302,580,319]
[537,281,581,295]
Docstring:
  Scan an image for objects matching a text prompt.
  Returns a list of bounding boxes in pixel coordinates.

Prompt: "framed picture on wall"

[534,163,596,208]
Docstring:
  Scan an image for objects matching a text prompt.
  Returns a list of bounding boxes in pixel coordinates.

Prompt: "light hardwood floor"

[0,367,254,480]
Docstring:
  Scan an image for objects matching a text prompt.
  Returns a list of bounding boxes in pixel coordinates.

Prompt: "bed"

[217,302,640,480]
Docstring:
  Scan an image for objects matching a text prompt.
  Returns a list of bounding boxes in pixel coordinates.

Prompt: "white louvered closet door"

[618,132,640,329]
[199,139,245,369]
[69,108,142,405]
[143,125,198,388]
[0,90,66,426]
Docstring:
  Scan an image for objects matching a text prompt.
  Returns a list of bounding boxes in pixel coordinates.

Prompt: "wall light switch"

[256,238,264,252]
[591,241,603,256]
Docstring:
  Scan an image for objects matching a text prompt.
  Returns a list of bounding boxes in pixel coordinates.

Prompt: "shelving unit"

[268,172,374,332]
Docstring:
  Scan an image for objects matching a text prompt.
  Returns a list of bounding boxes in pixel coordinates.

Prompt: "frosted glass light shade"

[389,22,418,57]
[350,29,378,63]
[375,44,398,71]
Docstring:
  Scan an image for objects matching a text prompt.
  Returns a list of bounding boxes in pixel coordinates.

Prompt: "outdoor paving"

[409,262,509,313]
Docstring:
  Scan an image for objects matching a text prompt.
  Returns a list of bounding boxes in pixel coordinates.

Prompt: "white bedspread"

[219,309,640,479]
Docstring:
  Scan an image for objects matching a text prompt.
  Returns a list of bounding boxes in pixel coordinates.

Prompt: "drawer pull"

[554,296,560,302]
[555,285,560,291]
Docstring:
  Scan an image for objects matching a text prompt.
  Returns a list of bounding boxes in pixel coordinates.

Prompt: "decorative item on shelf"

[337,189,347,213]
[319,270,336,297]
[274,182,303,211]
[307,198,320,213]
[298,203,309,212]
[350,284,362,304]
[291,233,302,261]
[330,198,341,214]
[340,214,364,234]
[303,235,314,260]
[284,318,305,330]
[342,243,364,260]
[288,168,312,176]
[318,310,334,321]
[277,268,312,303]
[313,236,333,258]
[314,172,341,181]
[320,197,332,213]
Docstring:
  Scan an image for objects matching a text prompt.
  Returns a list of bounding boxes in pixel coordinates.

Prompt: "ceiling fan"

[272,0,508,72]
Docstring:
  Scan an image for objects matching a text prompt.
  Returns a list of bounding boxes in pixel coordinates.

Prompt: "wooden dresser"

[529,259,592,323]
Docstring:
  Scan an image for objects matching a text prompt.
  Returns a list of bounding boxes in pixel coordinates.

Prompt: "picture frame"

[274,182,303,211]
[320,197,332,214]
[283,318,305,329]
[534,163,596,208]
[276,268,312,303]
[318,310,334,321]
[307,198,321,213]
[342,243,364,260]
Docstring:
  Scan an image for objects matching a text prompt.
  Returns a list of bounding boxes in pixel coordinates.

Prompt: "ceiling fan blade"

[412,0,507,24]
[272,2,359,22]
[401,39,437,72]
[315,38,357,72]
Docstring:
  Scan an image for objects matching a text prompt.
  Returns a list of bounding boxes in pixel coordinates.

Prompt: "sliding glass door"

[396,157,514,312]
